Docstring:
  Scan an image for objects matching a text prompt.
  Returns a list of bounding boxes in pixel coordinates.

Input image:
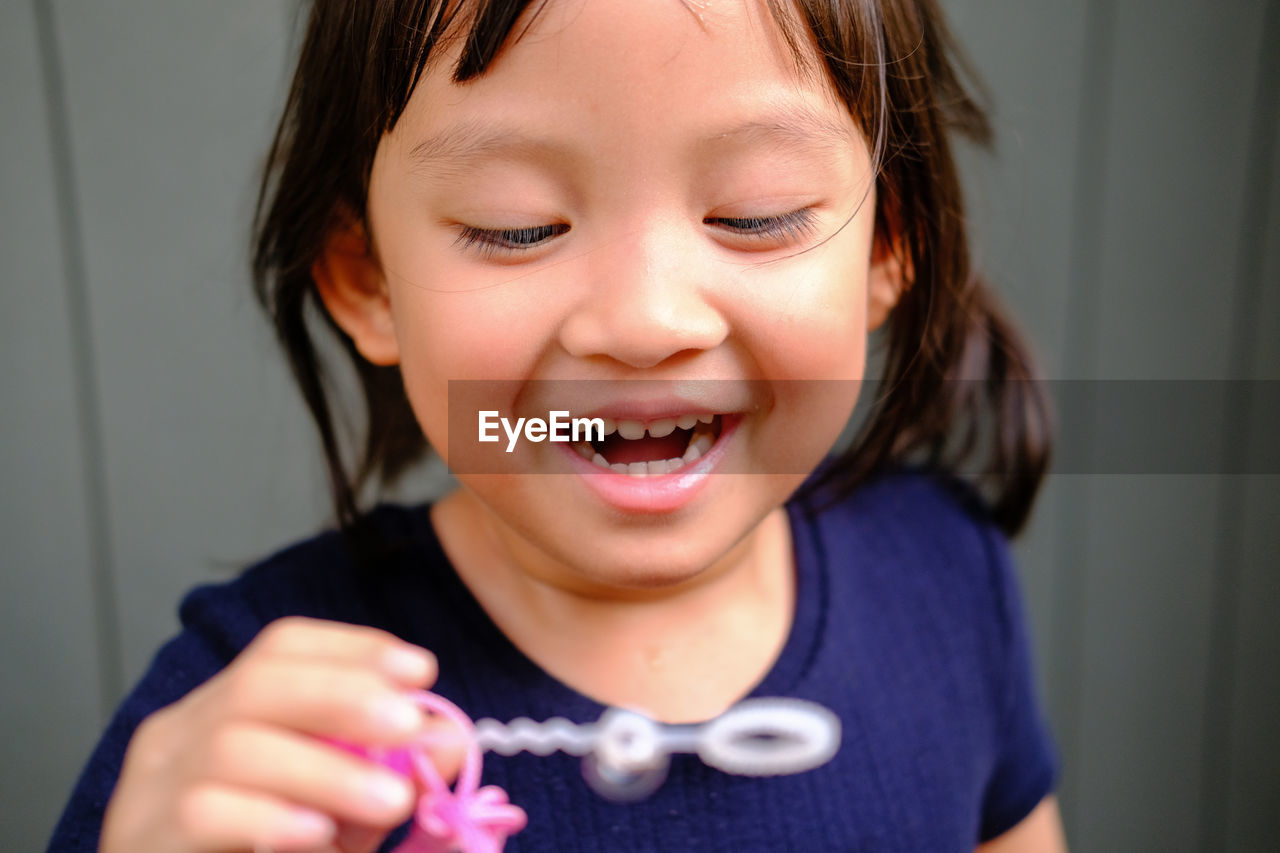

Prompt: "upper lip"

[522,381,766,423]
[577,400,733,422]
[556,393,761,423]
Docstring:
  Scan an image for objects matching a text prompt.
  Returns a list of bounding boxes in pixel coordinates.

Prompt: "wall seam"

[1198,0,1280,848]
[1051,0,1115,837]
[31,0,124,717]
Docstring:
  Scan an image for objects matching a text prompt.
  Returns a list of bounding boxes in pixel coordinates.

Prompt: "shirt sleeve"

[45,581,263,852]
[976,522,1060,842]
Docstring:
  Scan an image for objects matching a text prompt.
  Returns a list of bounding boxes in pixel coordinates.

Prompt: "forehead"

[382,0,860,167]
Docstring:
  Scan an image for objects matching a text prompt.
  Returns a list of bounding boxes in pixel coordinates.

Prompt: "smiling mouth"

[571,414,724,476]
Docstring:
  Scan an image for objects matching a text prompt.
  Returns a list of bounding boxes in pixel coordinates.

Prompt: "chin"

[548,524,748,592]
[580,556,711,590]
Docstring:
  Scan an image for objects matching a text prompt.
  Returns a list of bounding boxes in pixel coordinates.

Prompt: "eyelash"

[453,208,818,258]
[454,224,569,258]
[705,208,819,243]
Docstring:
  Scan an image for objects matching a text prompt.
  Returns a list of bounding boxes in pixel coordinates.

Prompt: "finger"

[201,723,417,829]
[220,661,429,746]
[249,617,437,687]
[334,822,388,853]
[175,783,335,852]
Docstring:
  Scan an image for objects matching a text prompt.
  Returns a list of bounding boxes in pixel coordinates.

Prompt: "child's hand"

[100,616,458,853]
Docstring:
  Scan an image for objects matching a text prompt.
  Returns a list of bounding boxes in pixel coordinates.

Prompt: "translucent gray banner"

[443,379,1280,475]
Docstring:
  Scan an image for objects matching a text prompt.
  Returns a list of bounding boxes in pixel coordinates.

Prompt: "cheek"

[733,245,872,382]
[369,168,562,378]
[385,285,564,458]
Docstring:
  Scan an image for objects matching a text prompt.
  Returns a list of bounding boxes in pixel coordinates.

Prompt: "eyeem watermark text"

[479,410,605,453]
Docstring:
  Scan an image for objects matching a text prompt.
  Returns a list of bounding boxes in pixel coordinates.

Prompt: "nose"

[558,221,729,369]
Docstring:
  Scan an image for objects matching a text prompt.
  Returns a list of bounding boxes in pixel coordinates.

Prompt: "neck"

[430,490,795,721]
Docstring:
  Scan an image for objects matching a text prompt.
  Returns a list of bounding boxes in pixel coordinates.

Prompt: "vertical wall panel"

[1222,71,1280,849]
[1092,3,1266,381]
[50,0,329,691]
[1223,495,1280,849]
[0,2,108,848]
[1074,475,1224,851]
[1069,3,1270,851]
[943,0,1088,378]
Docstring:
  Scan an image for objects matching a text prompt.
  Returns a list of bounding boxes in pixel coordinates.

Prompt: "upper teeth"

[601,413,716,440]
[575,413,722,476]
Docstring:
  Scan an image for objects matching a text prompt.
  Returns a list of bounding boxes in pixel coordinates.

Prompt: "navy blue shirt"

[49,470,1057,851]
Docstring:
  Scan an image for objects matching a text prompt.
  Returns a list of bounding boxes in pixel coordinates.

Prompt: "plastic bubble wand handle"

[390,693,527,853]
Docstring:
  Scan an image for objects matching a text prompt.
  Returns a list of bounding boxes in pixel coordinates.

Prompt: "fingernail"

[375,695,423,733]
[365,772,413,810]
[384,645,434,682]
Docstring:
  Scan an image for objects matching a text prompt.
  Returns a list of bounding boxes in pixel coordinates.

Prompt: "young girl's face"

[327,0,900,590]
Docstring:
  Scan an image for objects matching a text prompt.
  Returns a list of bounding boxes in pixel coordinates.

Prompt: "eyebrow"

[406,103,855,173]
[704,104,856,155]
[407,117,562,173]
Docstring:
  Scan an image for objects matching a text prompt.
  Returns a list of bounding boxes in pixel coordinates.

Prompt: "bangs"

[374,0,896,164]
[375,0,548,131]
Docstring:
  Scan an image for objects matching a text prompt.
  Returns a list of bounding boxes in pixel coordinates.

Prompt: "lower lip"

[559,415,741,514]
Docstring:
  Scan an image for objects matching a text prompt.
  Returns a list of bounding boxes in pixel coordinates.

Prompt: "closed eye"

[705,208,819,245]
[454,223,570,258]
[454,207,818,258]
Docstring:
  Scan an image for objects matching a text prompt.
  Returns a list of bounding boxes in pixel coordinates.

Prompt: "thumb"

[417,713,469,787]
[333,714,471,853]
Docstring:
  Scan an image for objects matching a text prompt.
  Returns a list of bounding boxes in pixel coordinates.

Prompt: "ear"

[311,219,400,366]
[866,223,912,331]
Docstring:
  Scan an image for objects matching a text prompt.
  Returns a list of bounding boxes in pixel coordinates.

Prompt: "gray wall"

[3,1,1277,850]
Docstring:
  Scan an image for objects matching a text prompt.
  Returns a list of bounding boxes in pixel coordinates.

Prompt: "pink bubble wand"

[353,693,840,852]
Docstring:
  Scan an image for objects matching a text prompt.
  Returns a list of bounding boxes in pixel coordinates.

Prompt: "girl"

[50,0,1064,850]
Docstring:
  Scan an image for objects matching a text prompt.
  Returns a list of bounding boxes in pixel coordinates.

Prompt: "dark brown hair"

[251,0,1052,538]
